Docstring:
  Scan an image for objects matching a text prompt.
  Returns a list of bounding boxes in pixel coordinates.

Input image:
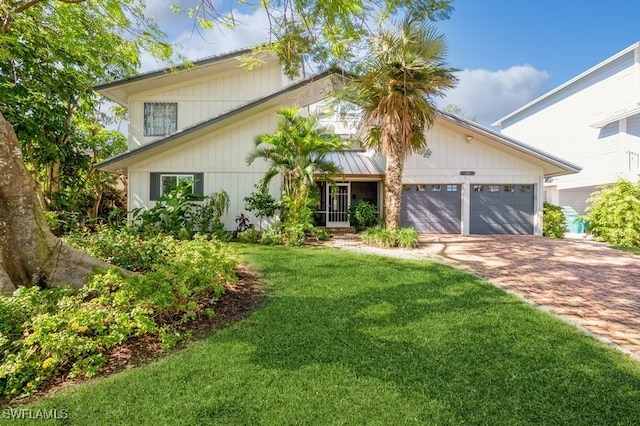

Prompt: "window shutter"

[194,173,204,195]
[150,173,160,201]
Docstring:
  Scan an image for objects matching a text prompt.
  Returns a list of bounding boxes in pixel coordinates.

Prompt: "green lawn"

[5,245,640,425]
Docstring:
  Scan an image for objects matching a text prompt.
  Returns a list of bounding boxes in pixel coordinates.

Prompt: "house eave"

[591,104,640,128]
[492,41,640,127]
[95,45,273,106]
[97,68,350,173]
[438,110,582,177]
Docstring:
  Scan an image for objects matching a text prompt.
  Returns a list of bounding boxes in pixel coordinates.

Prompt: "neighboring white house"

[493,42,640,220]
[96,47,580,235]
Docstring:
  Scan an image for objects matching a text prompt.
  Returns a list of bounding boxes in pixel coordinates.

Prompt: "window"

[150,172,203,200]
[161,174,194,195]
[519,185,532,193]
[473,185,483,192]
[144,102,177,136]
[416,184,427,192]
[446,185,458,192]
[504,185,515,193]
[431,185,442,192]
[489,185,500,193]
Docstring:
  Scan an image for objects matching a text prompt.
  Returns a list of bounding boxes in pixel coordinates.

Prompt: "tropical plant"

[543,202,568,239]
[247,108,346,242]
[348,200,380,232]
[132,182,230,239]
[244,182,279,231]
[194,190,230,236]
[585,179,640,247]
[345,18,458,229]
[132,180,203,236]
[235,213,253,234]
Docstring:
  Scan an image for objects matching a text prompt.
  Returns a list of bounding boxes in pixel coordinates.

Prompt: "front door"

[327,183,350,227]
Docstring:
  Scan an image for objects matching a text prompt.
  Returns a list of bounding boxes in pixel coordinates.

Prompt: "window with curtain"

[144,102,178,136]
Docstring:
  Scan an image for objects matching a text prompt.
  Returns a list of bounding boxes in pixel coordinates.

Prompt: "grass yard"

[5,245,640,425]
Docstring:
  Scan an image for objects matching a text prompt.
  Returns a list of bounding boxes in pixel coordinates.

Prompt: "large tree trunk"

[0,112,110,295]
[383,135,405,230]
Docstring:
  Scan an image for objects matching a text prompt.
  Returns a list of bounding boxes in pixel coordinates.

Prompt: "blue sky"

[141,0,640,127]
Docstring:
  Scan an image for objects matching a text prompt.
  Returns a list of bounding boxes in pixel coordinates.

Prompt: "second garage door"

[470,184,534,234]
[401,184,461,233]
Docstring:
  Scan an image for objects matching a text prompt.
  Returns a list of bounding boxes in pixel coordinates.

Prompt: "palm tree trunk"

[383,136,405,230]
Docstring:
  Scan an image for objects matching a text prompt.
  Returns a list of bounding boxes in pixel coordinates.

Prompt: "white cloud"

[138,6,270,72]
[173,9,270,59]
[438,65,550,127]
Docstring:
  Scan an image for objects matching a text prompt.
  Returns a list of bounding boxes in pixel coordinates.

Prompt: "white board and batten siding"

[128,109,282,229]
[399,122,544,235]
[128,61,285,150]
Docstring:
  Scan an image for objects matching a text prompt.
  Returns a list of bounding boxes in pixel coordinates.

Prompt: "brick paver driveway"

[330,234,640,360]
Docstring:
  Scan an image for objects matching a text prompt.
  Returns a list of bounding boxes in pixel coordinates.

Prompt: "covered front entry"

[315,181,380,227]
[401,184,461,233]
[327,183,350,227]
[470,184,534,234]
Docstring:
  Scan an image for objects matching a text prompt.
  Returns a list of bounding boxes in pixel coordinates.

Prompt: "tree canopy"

[0,0,171,224]
[183,0,454,76]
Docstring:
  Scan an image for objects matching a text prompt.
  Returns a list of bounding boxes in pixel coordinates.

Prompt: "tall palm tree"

[348,17,458,229]
[246,107,346,224]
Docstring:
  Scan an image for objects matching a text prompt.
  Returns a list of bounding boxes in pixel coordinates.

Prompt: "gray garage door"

[470,184,534,234]
[401,184,461,233]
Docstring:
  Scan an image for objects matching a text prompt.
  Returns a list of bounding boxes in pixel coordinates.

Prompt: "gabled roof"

[438,109,581,177]
[493,41,640,127]
[96,68,348,173]
[95,46,272,106]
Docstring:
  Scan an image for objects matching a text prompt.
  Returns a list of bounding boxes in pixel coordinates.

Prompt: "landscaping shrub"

[132,181,231,240]
[244,182,279,231]
[237,228,261,243]
[361,225,419,248]
[395,227,419,248]
[279,221,307,246]
[347,200,379,232]
[543,202,568,239]
[0,237,237,400]
[310,227,331,241]
[66,226,175,272]
[260,230,284,246]
[586,179,640,247]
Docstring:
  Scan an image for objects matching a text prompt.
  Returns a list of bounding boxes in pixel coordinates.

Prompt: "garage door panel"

[470,184,534,234]
[401,184,461,233]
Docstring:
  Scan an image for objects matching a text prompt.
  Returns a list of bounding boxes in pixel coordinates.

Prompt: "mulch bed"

[6,264,264,405]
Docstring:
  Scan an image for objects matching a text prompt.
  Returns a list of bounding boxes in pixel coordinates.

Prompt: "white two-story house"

[494,42,640,221]
[96,46,579,235]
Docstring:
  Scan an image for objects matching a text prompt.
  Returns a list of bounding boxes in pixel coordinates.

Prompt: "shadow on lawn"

[209,249,640,424]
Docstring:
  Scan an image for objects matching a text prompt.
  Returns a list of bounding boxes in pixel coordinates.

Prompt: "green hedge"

[586,179,640,247]
[542,202,568,239]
